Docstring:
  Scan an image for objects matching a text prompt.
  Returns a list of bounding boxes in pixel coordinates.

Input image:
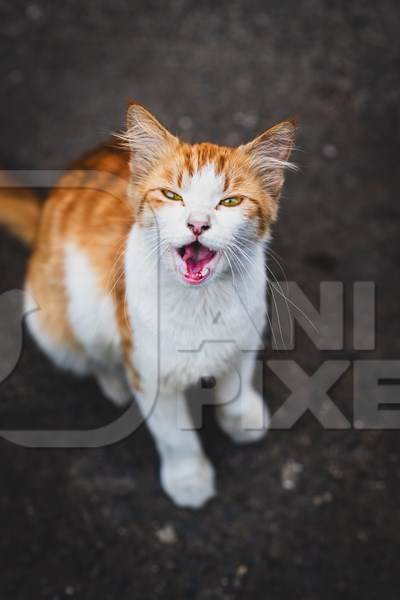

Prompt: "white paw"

[161,456,216,509]
[96,371,132,407]
[217,392,270,444]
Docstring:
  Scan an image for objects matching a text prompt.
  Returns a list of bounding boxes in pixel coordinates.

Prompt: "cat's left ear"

[239,119,297,199]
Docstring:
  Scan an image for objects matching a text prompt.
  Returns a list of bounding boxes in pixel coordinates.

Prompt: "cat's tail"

[0,171,41,247]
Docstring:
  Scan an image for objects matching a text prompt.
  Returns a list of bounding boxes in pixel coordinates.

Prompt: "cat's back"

[30,140,133,279]
[38,141,132,244]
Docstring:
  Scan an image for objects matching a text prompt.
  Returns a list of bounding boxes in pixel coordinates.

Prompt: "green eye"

[161,189,183,202]
[219,196,243,207]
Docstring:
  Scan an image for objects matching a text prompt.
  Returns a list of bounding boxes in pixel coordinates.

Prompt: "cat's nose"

[187,213,211,236]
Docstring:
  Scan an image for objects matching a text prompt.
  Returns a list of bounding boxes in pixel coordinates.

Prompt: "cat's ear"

[240,119,297,199]
[125,102,178,180]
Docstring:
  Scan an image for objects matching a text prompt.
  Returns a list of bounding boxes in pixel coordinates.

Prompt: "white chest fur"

[125,226,267,390]
[64,243,122,367]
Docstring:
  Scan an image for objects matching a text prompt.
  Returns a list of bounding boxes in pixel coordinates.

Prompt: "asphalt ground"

[0,2,399,598]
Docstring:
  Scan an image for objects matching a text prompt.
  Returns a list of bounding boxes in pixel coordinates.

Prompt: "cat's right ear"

[239,119,297,200]
[125,102,178,181]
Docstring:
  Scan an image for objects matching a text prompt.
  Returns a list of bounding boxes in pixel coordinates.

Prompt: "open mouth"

[174,241,219,285]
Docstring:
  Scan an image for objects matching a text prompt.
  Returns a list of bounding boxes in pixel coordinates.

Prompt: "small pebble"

[65,586,75,597]
[281,459,303,490]
[234,111,258,128]
[322,144,338,160]
[328,462,343,479]
[312,491,334,506]
[236,564,248,577]
[156,523,177,545]
[26,3,43,21]
[178,116,193,131]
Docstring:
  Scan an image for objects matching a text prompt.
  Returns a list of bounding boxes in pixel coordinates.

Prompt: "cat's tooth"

[201,267,210,277]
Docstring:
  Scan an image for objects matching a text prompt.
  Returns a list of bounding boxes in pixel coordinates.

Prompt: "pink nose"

[187,213,211,236]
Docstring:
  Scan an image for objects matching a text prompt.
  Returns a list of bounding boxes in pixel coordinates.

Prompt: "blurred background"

[0,1,399,599]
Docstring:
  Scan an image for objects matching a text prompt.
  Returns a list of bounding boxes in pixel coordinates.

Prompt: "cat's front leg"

[135,384,216,509]
[215,352,270,444]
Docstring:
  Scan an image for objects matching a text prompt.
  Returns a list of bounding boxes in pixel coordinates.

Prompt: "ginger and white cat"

[0,103,295,508]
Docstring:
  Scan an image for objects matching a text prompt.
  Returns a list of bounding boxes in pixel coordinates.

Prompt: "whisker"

[226,238,318,344]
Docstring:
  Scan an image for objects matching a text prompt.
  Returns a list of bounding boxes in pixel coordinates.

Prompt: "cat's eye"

[161,189,183,202]
[219,196,243,207]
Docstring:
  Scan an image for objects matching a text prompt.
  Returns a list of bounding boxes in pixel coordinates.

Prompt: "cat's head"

[124,102,296,286]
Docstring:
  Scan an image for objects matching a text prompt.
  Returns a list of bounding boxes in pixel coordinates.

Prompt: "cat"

[0,102,296,508]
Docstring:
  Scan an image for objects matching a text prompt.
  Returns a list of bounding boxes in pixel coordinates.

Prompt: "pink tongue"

[182,244,214,276]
